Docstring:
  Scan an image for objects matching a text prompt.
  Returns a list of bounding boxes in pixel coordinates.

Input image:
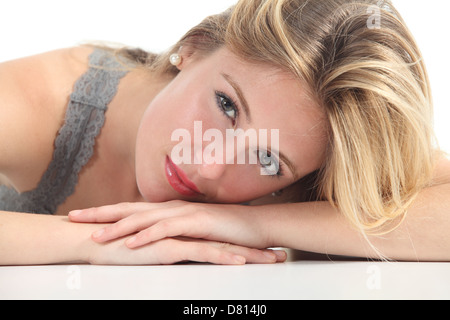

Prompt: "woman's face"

[135,47,327,204]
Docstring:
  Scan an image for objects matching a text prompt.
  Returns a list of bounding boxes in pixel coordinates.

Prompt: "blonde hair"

[122,0,438,236]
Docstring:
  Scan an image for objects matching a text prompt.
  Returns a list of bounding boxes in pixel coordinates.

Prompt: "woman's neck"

[101,68,174,198]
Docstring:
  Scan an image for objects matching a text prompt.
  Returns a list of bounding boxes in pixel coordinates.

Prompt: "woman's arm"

[0,210,285,266]
[0,211,97,265]
[266,183,450,261]
[78,159,450,261]
[0,47,94,192]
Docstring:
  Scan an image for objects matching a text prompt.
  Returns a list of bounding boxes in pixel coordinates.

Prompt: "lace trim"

[0,49,129,214]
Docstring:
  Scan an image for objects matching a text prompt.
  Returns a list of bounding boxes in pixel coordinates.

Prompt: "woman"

[1,0,449,265]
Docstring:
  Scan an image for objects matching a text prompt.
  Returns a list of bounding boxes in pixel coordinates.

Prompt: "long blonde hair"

[122,0,438,235]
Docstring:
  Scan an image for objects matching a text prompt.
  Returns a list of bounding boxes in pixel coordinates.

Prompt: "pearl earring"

[169,53,182,66]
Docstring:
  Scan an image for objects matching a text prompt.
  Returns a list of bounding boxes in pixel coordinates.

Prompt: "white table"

[1,252,449,300]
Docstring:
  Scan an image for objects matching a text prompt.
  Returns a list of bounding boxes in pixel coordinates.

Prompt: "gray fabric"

[0,49,129,214]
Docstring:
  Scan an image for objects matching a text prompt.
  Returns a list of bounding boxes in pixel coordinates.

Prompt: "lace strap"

[42,49,129,213]
[0,49,129,214]
[70,50,129,109]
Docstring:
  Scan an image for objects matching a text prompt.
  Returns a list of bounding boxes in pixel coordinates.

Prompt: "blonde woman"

[1,0,449,265]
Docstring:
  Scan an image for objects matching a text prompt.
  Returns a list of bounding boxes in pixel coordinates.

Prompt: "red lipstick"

[165,156,201,197]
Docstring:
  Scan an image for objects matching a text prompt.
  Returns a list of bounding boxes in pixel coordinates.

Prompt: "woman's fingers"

[160,238,286,265]
[125,214,208,248]
[68,201,183,223]
[68,201,287,265]
[89,205,191,243]
[171,239,247,265]
[69,202,147,223]
[91,220,288,263]
[212,243,287,264]
[91,211,161,243]
[90,235,287,266]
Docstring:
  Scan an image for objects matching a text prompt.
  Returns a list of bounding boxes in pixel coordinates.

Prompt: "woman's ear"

[176,45,197,70]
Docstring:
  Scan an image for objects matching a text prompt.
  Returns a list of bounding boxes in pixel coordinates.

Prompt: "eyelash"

[214,90,284,179]
[215,91,239,127]
[258,150,284,179]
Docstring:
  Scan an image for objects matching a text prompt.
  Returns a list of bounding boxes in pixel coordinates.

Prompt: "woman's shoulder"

[0,46,94,191]
[0,46,94,107]
[0,46,93,84]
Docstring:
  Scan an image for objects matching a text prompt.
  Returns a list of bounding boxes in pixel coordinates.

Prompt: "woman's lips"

[165,156,202,197]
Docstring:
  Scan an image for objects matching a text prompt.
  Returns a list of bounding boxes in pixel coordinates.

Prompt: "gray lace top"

[0,49,129,214]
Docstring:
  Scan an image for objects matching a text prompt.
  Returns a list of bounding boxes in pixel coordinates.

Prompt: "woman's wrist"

[0,212,108,265]
[253,201,315,249]
[67,219,111,264]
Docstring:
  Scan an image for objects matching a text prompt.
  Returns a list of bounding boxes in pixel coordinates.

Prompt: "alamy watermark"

[366,265,382,291]
[66,265,81,290]
[170,121,280,176]
[367,0,387,30]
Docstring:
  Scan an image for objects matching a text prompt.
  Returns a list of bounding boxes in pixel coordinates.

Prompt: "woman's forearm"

[266,184,450,261]
[264,201,378,257]
[0,210,287,266]
[0,211,104,265]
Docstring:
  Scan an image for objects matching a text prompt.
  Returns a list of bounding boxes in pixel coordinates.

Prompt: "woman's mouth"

[165,156,202,197]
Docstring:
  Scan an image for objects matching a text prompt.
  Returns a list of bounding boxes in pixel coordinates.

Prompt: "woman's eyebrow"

[221,73,252,124]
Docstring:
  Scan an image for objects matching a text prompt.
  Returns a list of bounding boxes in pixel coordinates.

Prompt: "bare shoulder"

[0,46,94,191]
[432,155,450,186]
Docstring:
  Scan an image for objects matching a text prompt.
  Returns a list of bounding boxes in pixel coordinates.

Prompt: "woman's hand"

[87,235,284,266]
[70,201,286,264]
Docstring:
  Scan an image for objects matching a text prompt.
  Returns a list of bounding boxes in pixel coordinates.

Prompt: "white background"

[1,1,449,300]
[1,0,449,152]
[1,261,450,299]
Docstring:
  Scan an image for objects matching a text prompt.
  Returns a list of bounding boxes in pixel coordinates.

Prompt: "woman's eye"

[216,92,238,124]
[258,150,283,178]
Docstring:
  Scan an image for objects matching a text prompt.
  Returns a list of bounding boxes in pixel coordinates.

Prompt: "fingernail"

[126,236,136,247]
[263,251,277,261]
[233,256,246,265]
[69,210,83,217]
[273,250,287,260]
[92,229,104,239]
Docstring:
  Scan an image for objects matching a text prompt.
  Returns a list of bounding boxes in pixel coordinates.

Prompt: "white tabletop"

[1,251,450,300]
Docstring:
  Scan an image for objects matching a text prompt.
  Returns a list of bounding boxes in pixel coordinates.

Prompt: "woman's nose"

[193,142,229,180]
[197,161,227,180]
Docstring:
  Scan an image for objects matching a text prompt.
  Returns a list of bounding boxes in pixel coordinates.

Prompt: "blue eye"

[215,91,238,126]
[258,150,284,178]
